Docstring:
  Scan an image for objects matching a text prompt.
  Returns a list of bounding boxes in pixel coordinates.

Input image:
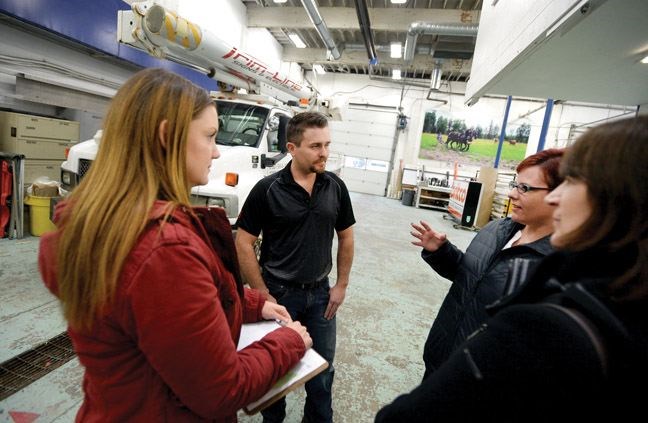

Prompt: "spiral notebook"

[237,321,329,415]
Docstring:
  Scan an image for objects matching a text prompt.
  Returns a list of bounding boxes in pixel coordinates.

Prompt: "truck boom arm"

[118,1,312,100]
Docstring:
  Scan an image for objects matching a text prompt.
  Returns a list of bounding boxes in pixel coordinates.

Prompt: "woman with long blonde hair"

[39,68,311,422]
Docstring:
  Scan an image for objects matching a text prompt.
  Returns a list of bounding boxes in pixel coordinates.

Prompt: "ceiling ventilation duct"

[404,22,479,63]
[300,0,341,60]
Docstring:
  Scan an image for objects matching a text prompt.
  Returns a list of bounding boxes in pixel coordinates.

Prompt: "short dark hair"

[559,116,648,298]
[287,112,328,146]
[516,148,565,190]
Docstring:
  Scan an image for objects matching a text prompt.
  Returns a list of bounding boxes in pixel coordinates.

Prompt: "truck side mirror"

[267,115,280,131]
[278,115,289,153]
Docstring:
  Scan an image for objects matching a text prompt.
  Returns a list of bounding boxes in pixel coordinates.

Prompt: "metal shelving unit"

[491,170,515,220]
[415,184,452,212]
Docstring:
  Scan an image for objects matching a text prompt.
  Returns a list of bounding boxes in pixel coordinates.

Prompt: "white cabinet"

[0,112,79,159]
[0,111,80,186]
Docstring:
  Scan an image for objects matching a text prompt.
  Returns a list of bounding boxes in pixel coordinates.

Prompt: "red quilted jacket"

[39,201,305,422]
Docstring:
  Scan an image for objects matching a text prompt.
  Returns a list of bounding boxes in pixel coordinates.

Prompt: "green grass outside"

[468,139,526,161]
[420,132,441,149]
[420,133,526,162]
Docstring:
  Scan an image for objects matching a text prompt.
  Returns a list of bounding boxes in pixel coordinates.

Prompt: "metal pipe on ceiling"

[404,22,479,63]
[300,0,341,60]
[368,73,431,89]
[344,43,390,52]
[430,62,442,90]
[353,0,378,65]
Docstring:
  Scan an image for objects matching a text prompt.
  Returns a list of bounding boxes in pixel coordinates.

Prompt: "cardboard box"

[32,183,59,197]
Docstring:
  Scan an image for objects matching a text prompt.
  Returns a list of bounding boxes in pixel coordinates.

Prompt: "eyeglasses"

[509,181,550,194]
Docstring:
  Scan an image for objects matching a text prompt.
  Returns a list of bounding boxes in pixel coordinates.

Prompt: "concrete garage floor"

[0,192,477,422]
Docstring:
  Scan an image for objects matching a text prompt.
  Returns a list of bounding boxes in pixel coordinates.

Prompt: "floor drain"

[0,332,76,400]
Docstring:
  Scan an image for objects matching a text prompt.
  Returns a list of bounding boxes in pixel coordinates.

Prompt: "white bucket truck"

[61,2,341,226]
[61,93,297,226]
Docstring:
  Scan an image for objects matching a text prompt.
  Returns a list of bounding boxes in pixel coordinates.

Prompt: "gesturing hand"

[410,220,448,252]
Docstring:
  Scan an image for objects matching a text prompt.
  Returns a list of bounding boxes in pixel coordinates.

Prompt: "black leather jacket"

[421,218,554,377]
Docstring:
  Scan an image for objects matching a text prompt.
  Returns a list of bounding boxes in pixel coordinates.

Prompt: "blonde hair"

[56,68,213,330]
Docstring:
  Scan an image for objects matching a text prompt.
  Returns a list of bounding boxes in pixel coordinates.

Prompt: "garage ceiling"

[242,0,481,84]
[465,0,648,107]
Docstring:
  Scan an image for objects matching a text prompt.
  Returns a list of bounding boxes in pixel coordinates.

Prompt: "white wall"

[178,0,305,99]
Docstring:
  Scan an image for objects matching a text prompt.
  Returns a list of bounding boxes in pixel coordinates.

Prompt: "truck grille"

[78,159,92,179]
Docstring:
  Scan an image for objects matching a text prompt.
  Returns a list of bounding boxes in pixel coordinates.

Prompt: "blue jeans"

[261,279,336,423]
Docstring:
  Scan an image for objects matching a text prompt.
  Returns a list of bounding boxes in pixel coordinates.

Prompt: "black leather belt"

[294,279,328,290]
[265,277,329,290]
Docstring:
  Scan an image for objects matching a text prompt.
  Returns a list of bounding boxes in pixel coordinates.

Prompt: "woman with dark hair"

[377,116,648,421]
[412,148,564,378]
[38,68,312,422]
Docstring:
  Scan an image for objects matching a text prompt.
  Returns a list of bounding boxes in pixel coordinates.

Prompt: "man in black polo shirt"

[236,112,355,423]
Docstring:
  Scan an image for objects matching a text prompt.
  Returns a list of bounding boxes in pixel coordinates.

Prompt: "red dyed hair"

[516,148,565,190]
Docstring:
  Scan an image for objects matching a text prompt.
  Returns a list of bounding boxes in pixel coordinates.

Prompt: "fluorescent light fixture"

[273,0,288,3]
[641,55,648,64]
[288,33,307,48]
[392,69,402,80]
[391,0,408,4]
[390,42,402,59]
[313,64,326,75]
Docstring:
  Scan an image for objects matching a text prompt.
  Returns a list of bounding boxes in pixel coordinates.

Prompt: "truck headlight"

[189,194,238,219]
[61,171,71,186]
[207,198,226,208]
[61,170,76,189]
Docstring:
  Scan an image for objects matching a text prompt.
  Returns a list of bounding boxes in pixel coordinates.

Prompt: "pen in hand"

[275,319,313,349]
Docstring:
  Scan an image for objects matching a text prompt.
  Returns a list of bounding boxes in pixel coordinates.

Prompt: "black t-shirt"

[236,162,355,286]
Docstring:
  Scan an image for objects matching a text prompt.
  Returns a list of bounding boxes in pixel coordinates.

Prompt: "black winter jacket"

[376,248,648,422]
[422,218,553,377]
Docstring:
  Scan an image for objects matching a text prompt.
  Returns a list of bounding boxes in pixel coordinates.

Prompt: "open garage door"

[329,107,397,196]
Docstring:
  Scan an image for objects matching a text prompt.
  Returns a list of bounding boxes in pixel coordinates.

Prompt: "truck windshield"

[215,101,269,147]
